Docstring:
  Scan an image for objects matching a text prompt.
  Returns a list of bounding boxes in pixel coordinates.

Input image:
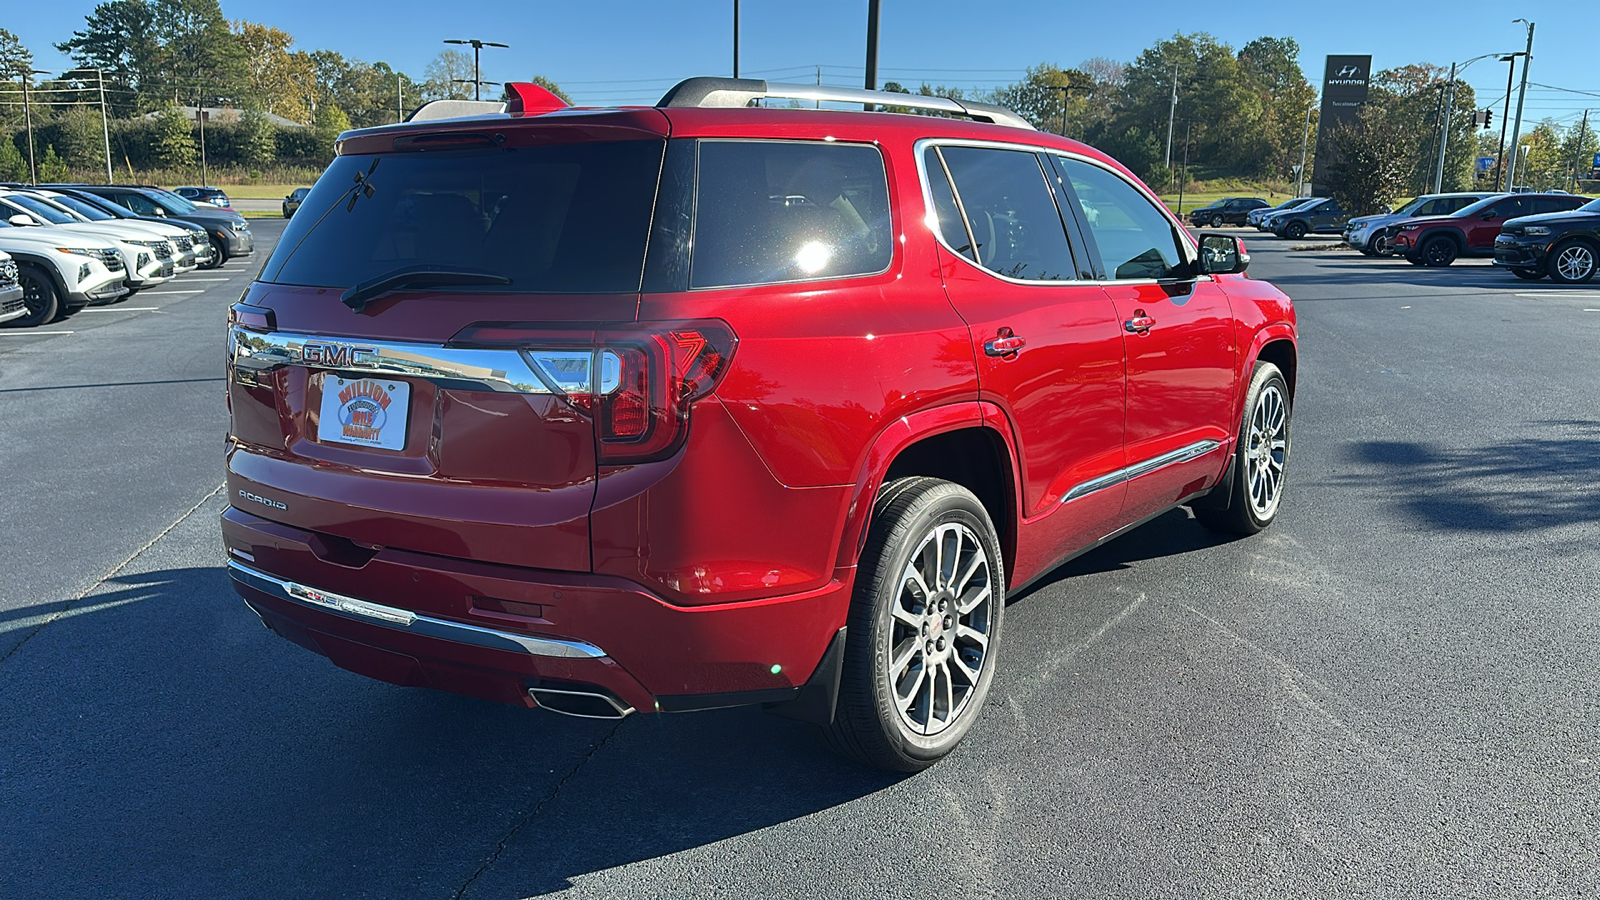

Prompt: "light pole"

[733,0,740,78]
[1505,19,1535,190]
[864,0,881,91]
[444,38,509,102]
[65,67,114,183]
[1493,54,1522,190]
[17,68,49,185]
[1433,53,1512,192]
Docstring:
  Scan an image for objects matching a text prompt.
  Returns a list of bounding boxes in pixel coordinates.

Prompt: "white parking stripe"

[82,307,160,312]
[141,290,206,295]
[0,331,73,336]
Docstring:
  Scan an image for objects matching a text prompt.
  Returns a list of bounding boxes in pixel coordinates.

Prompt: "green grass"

[240,208,286,218]
[224,184,314,200]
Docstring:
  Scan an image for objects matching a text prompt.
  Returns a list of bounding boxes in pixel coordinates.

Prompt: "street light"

[16,68,49,185]
[1505,19,1535,190]
[1433,52,1515,192]
[443,38,509,102]
[1493,53,1524,190]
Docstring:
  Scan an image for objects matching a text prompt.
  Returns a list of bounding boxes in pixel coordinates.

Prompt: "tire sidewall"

[863,485,1005,764]
[14,264,59,327]
[1233,363,1291,531]
[1550,238,1598,284]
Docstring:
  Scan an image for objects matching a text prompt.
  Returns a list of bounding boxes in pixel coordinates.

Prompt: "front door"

[1054,156,1237,527]
[1466,196,1533,250]
[924,144,1128,582]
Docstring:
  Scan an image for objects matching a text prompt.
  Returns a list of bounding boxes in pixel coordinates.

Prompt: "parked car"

[1344,192,1495,256]
[56,184,252,265]
[0,216,127,325]
[0,190,175,295]
[1493,196,1600,283]
[1387,193,1589,266]
[29,188,204,273]
[1269,197,1350,239]
[173,185,231,208]
[0,251,25,326]
[1252,197,1318,230]
[1188,197,1269,227]
[222,77,1298,772]
[282,187,310,218]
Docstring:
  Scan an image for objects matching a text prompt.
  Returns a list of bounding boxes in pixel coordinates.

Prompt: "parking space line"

[0,331,73,336]
[141,290,206,295]
[82,307,160,312]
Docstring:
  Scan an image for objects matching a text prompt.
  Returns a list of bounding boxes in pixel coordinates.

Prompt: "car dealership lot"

[2,224,1597,897]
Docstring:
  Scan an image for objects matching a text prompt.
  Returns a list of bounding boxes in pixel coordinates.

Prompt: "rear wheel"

[1549,238,1598,284]
[1510,266,1546,281]
[824,477,1004,772]
[11,265,59,328]
[1193,362,1291,535]
[1420,234,1459,267]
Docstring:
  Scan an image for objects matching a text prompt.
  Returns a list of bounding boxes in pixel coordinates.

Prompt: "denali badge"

[238,489,287,511]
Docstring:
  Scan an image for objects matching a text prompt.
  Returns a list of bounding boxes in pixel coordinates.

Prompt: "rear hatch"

[228,111,672,572]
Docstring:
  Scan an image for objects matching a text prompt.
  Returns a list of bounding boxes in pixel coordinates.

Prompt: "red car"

[1388,192,1588,266]
[223,78,1298,770]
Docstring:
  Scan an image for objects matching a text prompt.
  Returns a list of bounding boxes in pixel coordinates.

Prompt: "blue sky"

[10,0,1597,127]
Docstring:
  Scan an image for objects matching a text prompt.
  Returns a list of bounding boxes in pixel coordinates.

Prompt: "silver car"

[1344,192,1495,255]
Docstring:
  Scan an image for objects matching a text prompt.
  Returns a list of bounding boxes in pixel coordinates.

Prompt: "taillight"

[450,320,737,464]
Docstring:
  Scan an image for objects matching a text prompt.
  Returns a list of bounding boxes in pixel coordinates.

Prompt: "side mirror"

[8,213,37,227]
[1198,233,1249,276]
[152,207,167,217]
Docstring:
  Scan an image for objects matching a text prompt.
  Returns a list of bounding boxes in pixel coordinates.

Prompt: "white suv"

[0,190,174,295]
[0,251,24,325]
[0,220,127,326]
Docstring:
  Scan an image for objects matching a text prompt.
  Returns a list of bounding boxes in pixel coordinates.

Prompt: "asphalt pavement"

[2,224,1597,898]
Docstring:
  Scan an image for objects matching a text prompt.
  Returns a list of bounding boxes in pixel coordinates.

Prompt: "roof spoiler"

[404,82,570,123]
[656,77,1034,130]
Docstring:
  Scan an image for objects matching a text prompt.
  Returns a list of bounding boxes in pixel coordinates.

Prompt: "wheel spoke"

[955,584,990,615]
[950,653,980,685]
[897,661,926,707]
[956,551,984,594]
[890,637,920,675]
[955,623,989,649]
[891,602,921,627]
[904,566,931,605]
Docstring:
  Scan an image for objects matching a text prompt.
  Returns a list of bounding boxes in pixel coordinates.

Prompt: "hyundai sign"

[1312,55,1373,196]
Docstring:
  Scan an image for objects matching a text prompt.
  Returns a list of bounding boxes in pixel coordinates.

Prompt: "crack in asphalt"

[449,720,625,900]
[0,483,225,669]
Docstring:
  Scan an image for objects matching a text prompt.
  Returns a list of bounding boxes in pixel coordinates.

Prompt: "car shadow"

[1008,507,1236,604]
[0,565,905,899]
[1341,420,1600,531]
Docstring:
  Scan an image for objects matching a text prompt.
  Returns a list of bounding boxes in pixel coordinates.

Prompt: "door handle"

[984,329,1026,357]
[1124,313,1156,334]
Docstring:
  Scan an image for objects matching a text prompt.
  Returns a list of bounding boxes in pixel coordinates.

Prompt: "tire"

[1207,215,1221,228]
[824,477,1005,772]
[1369,235,1388,255]
[1359,246,1379,257]
[1406,255,1428,266]
[1284,221,1308,240]
[1193,362,1291,535]
[1510,266,1546,281]
[1548,238,1599,284]
[1419,234,1458,267]
[11,264,59,328]
[204,235,228,269]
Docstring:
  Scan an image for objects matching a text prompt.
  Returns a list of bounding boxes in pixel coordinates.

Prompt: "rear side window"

[923,149,975,261]
[1533,196,1582,214]
[1485,197,1532,218]
[261,140,665,293]
[937,146,1076,281]
[690,140,891,288]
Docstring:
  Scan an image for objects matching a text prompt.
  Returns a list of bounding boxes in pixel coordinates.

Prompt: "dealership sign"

[1311,55,1373,196]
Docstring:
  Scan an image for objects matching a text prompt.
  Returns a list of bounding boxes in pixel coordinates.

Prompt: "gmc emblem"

[298,342,376,367]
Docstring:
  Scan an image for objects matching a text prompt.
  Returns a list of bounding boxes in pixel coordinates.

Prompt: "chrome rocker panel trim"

[227,560,608,660]
[1062,439,1223,503]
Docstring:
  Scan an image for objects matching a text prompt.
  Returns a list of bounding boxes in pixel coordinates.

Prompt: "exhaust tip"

[529,686,634,720]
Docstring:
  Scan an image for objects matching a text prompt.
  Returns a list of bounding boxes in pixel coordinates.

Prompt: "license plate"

[317,376,410,451]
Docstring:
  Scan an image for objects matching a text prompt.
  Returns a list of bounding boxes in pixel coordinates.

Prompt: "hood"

[1505,210,1598,228]
[0,227,119,250]
[1347,213,1401,227]
[1390,214,1462,230]
[36,222,170,245]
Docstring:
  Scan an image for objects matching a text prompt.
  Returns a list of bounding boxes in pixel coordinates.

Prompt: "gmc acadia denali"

[223,78,1298,770]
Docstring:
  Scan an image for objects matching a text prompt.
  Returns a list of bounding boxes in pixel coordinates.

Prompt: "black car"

[1270,197,1351,239]
[1188,197,1269,227]
[173,185,231,208]
[1493,197,1600,283]
[55,184,253,264]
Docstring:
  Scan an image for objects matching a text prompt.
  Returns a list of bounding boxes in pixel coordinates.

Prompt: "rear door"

[1533,195,1586,215]
[925,144,1128,567]
[1054,155,1237,525]
[1468,196,1532,249]
[228,123,669,573]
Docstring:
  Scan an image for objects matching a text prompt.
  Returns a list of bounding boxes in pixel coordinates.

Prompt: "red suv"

[1388,192,1588,266]
[223,78,1298,770]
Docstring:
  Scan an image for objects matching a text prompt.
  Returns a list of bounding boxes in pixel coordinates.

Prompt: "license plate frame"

[317,375,410,451]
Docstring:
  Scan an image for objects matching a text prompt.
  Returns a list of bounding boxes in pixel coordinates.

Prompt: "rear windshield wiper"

[341,266,512,312]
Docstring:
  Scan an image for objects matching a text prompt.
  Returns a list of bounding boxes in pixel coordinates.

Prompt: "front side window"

[109,191,159,216]
[1485,197,1532,218]
[936,146,1076,281]
[690,140,891,289]
[1057,157,1183,280]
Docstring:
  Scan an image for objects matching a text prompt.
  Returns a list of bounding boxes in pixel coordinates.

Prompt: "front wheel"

[824,477,1005,772]
[203,236,227,269]
[1193,362,1291,535]
[1510,266,1546,281]
[1284,221,1308,240]
[1420,235,1459,267]
[11,265,60,328]
[1549,238,1598,284]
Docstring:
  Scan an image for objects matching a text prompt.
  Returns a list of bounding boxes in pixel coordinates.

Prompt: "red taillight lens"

[601,345,651,440]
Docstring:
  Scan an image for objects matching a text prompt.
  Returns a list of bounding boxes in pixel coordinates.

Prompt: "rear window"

[261,140,665,293]
[690,140,891,289]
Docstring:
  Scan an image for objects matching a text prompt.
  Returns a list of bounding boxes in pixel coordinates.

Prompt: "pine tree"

[38,145,71,182]
[154,103,197,167]
[0,135,26,181]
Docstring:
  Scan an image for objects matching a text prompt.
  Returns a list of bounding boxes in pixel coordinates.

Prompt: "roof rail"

[657,77,1034,130]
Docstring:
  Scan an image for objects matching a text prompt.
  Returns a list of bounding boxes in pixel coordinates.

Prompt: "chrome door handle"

[1124,314,1156,334]
[984,334,1026,356]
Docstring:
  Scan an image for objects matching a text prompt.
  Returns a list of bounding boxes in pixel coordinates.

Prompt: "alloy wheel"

[1554,243,1596,282]
[885,522,993,737]
[1245,384,1289,519]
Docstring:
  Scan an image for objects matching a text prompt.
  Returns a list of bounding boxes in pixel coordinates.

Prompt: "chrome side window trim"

[1062,439,1222,503]
[227,561,610,660]
[230,327,554,395]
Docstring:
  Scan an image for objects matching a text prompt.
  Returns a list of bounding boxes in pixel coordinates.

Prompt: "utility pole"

[397,75,403,122]
[1295,103,1313,198]
[18,69,48,184]
[1053,85,1071,136]
[1506,19,1535,189]
[96,69,112,183]
[1177,120,1191,217]
[1570,109,1590,192]
[1494,54,1518,190]
[197,98,208,187]
[444,38,509,102]
[733,0,740,78]
[1433,62,1458,193]
[864,0,881,91]
[1164,62,1179,172]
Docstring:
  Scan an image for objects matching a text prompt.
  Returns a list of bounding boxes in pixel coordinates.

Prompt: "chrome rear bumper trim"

[227,560,608,660]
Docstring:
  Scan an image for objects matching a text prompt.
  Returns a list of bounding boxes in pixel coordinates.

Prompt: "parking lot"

[2,218,1598,898]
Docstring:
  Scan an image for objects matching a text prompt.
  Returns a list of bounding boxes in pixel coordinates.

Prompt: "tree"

[37,145,71,182]
[153,103,197,166]
[237,106,276,167]
[233,21,307,118]
[0,27,33,79]
[56,1,162,114]
[423,49,474,101]
[988,63,1095,135]
[310,102,350,162]
[1324,106,1410,216]
[54,107,106,169]
[0,135,26,181]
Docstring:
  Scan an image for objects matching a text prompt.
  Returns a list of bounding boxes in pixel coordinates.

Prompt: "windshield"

[4,194,77,224]
[1450,195,1502,217]
[45,194,113,220]
[262,140,665,293]
[1579,198,1600,213]
[1392,197,1427,215]
[148,191,197,214]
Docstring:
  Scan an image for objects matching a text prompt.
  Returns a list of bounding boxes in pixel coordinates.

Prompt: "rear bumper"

[221,506,851,714]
